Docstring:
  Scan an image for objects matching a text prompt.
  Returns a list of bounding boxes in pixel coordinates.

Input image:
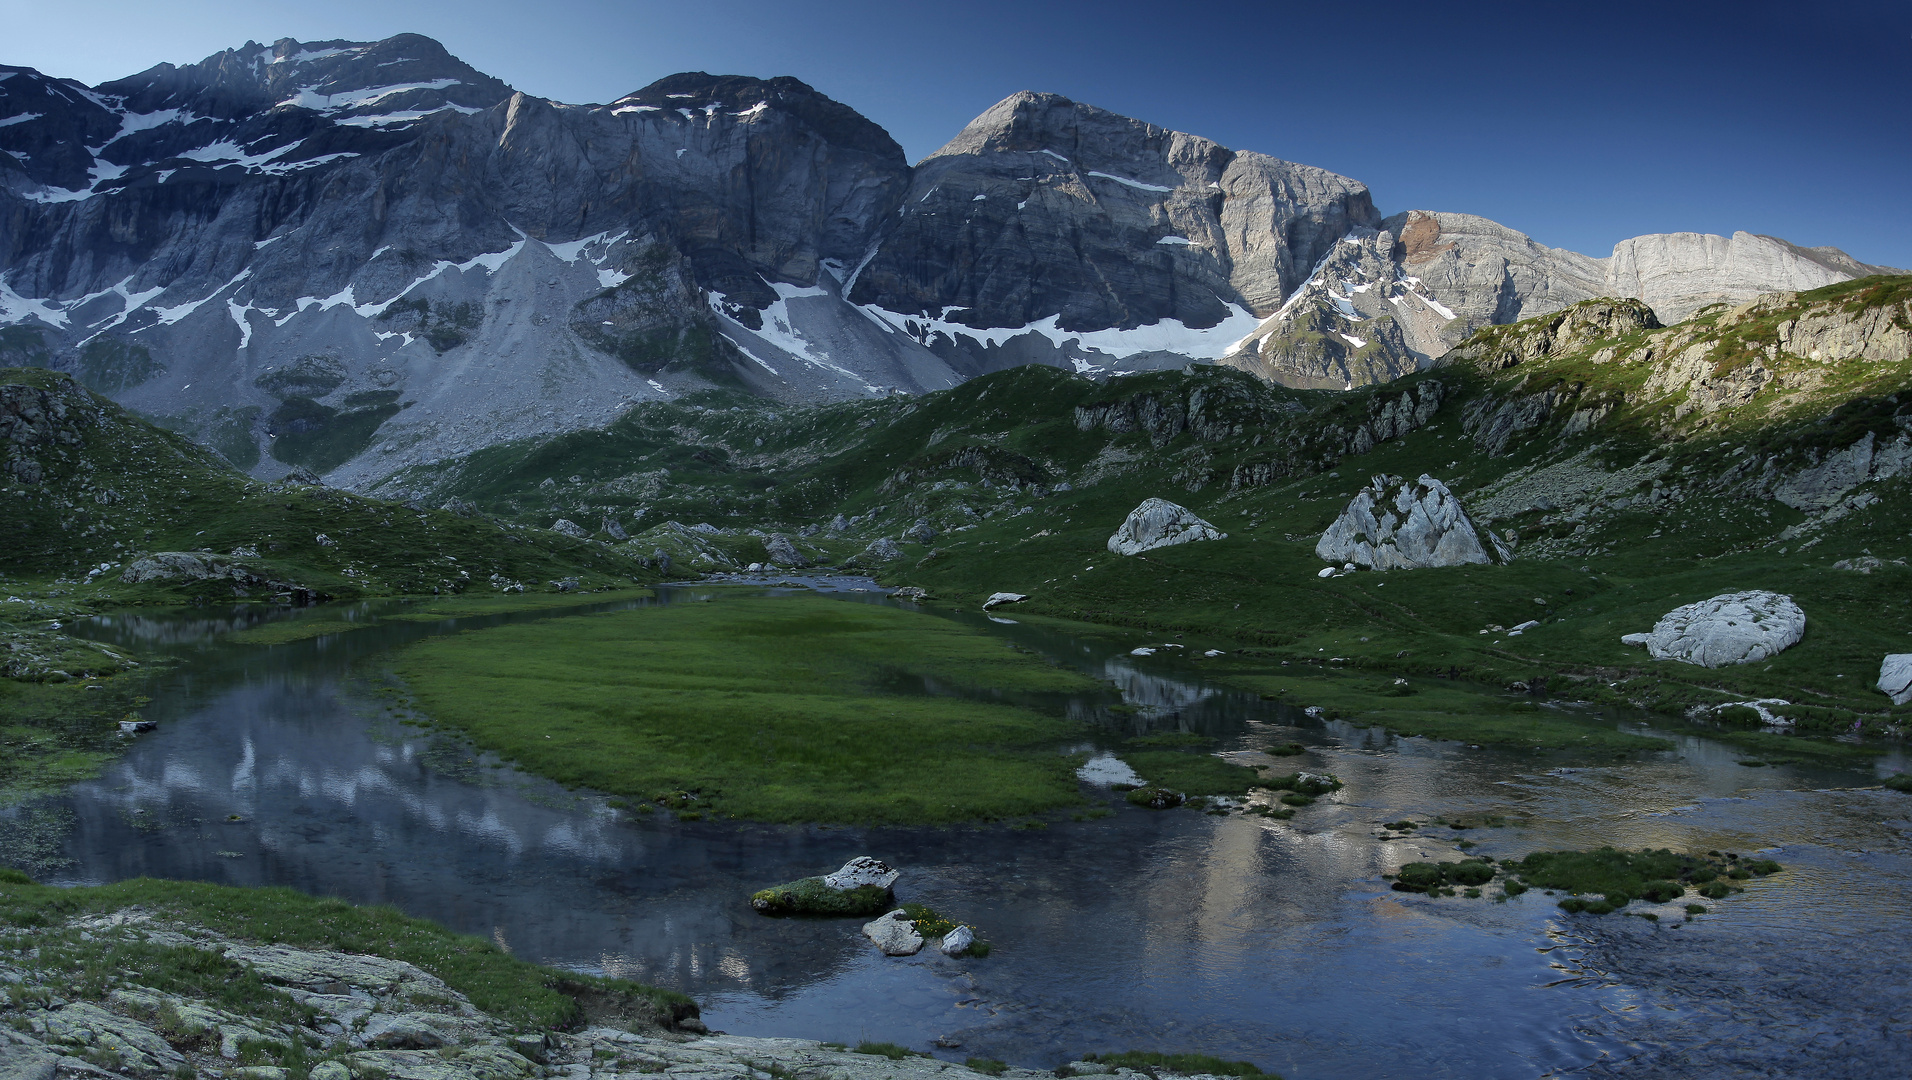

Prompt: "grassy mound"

[393,594,1102,824]
[750,877,892,917]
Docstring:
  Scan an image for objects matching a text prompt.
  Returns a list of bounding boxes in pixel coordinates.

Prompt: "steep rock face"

[0,39,922,486]
[1220,212,1609,388]
[846,92,1380,374]
[1607,232,1904,323]
[1219,216,1897,390]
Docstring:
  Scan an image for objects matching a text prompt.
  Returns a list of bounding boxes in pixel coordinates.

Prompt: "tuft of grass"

[1081,1051,1277,1078]
[965,1058,1008,1076]
[854,1042,926,1061]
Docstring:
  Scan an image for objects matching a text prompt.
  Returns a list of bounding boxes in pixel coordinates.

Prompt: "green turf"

[393,595,1103,823]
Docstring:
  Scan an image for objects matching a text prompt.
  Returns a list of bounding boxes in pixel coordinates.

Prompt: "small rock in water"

[940,924,976,956]
[823,856,899,891]
[863,909,925,955]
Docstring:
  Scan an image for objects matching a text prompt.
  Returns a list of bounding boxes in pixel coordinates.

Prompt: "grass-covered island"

[391,594,1116,824]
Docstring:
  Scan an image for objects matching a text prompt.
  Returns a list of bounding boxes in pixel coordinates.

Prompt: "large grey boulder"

[861,910,924,956]
[1637,591,1806,667]
[1878,654,1912,706]
[1316,474,1505,570]
[550,519,590,540]
[1108,498,1227,556]
[764,533,804,567]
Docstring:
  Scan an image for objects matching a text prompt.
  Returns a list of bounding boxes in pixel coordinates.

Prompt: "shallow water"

[26,581,1912,1079]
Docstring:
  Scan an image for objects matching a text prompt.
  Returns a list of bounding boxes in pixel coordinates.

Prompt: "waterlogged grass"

[1080,1051,1277,1078]
[378,589,654,622]
[225,619,370,646]
[1120,750,1263,796]
[1509,847,1781,913]
[0,677,145,808]
[0,873,691,1028]
[394,595,1101,823]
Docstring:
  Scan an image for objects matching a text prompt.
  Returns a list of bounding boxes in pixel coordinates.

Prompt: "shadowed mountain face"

[0,35,1897,489]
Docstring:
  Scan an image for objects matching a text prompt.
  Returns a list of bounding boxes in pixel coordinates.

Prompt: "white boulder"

[1107,498,1226,556]
[982,592,1027,610]
[1315,474,1507,570]
[550,518,590,539]
[822,856,899,891]
[940,925,976,957]
[1620,632,1652,647]
[1639,591,1806,667]
[1878,654,1912,706]
[862,910,924,956]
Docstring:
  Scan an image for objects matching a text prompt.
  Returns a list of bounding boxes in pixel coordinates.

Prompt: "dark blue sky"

[7,0,1909,266]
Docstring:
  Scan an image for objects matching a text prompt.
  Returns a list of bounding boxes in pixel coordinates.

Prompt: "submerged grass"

[393,595,1101,824]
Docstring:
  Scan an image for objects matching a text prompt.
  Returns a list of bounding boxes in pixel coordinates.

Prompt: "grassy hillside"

[1,367,653,604]
[365,280,1912,755]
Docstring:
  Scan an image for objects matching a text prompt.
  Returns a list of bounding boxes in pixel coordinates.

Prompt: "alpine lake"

[15,579,1911,1080]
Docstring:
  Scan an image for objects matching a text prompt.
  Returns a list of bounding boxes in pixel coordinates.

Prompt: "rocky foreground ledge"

[0,909,1225,1080]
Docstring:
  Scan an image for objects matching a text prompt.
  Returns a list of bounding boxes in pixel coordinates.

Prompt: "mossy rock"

[1124,785,1185,810]
[750,876,892,917]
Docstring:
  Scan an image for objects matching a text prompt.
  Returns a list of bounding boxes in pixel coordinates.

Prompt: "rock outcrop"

[1629,591,1807,668]
[1108,498,1226,555]
[822,856,899,891]
[1315,475,1505,570]
[1607,232,1903,322]
[1878,655,1912,706]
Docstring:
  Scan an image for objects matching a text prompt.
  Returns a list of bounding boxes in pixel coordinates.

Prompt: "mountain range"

[0,33,1899,486]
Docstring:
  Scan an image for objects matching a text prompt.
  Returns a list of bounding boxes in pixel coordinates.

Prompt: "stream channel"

[24,580,1912,1079]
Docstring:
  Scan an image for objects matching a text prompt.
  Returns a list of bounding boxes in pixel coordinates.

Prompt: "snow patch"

[1338,333,1367,349]
[0,113,42,129]
[861,301,1262,362]
[1155,235,1191,245]
[0,277,70,328]
[1086,170,1175,193]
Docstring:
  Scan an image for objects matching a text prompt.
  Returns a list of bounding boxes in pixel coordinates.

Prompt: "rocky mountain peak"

[97,34,513,121]
[611,72,904,164]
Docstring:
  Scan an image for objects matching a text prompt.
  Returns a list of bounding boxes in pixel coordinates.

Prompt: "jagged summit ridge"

[0,34,1898,492]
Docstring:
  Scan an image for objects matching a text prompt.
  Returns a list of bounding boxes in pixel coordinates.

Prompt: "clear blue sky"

[5,0,1908,267]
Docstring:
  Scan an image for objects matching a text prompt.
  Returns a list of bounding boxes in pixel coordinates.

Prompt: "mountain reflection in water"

[19,584,1908,1079]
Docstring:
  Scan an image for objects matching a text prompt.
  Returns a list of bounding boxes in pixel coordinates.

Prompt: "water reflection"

[11,585,1907,1077]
